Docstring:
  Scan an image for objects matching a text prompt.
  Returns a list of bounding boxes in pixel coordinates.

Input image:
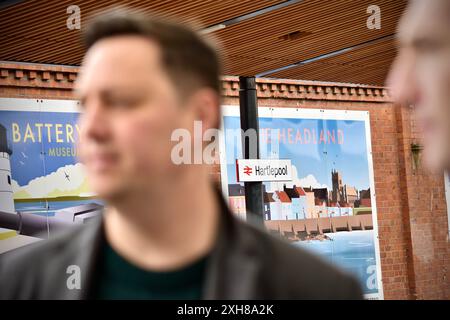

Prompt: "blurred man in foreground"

[388,0,450,173]
[0,11,362,299]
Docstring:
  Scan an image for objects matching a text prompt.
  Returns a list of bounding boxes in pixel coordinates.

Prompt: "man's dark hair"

[83,10,221,98]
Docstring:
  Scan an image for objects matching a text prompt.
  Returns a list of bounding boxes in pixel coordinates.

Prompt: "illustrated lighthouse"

[0,124,15,214]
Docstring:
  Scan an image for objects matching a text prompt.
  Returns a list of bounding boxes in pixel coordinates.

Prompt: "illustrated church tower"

[331,169,344,203]
[0,124,15,214]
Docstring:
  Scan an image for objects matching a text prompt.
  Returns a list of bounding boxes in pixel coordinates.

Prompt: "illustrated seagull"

[21,151,28,159]
[64,171,70,181]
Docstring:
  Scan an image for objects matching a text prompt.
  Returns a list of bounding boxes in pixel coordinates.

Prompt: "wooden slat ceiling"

[0,0,407,86]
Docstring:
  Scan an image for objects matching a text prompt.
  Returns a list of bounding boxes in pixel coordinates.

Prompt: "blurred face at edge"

[387,0,450,173]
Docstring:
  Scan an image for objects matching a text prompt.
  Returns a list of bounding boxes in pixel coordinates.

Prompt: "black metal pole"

[239,76,264,225]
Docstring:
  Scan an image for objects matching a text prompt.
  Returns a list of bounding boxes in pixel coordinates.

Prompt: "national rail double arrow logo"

[243,165,253,176]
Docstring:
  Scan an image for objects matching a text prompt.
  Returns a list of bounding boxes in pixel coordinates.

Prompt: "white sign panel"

[236,159,292,182]
[445,173,450,239]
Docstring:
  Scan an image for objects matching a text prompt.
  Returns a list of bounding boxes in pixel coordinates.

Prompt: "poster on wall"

[219,106,383,299]
[0,98,103,253]
[444,173,450,240]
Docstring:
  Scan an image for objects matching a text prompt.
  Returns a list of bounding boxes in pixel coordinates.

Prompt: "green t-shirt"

[90,241,209,299]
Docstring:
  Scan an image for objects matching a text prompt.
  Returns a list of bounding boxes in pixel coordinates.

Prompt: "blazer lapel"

[46,216,104,299]
[203,193,262,299]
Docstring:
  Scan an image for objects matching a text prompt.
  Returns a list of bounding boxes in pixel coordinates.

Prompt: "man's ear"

[189,88,221,134]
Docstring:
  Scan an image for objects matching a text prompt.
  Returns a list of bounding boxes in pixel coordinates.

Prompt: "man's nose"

[80,102,111,143]
[386,51,418,107]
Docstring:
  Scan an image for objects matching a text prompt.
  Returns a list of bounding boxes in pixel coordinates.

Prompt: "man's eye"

[108,98,136,109]
[416,41,443,53]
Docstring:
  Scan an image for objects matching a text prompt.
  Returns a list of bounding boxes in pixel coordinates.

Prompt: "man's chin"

[90,181,127,201]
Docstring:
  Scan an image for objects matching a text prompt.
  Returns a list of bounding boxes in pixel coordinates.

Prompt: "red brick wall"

[1,62,449,299]
[395,106,450,299]
[0,62,76,100]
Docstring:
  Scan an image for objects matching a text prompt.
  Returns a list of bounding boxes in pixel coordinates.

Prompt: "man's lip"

[90,153,117,160]
[88,153,119,167]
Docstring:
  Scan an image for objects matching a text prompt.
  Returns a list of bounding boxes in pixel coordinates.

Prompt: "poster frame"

[219,105,384,300]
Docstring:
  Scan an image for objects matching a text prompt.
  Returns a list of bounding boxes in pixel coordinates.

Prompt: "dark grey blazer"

[0,194,363,300]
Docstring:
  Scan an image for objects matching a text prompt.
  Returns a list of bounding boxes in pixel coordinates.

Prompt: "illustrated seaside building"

[332,169,359,205]
[228,183,246,220]
[331,169,344,203]
[228,168,365,221]
[0,124,14,214]
[284,185,309,220]
[274,191,292,220]
[264,192,277,220]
